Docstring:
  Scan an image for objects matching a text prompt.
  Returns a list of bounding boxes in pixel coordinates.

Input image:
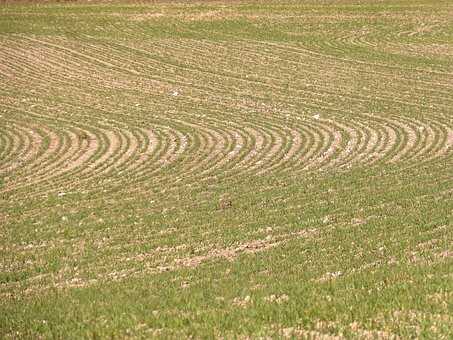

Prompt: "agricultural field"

[1,0,452,338]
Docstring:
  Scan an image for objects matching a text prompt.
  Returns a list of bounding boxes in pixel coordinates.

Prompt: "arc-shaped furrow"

[7,127,72,188]
[118,128,159,176]
[10,36,452,118]
[302,121,341,171]
[0,40,152,103]
[404,118,436,161]
[203,125,248,177]
[25,39,149,85]
[272,120,329,174]
[0,128,9,162]
[43,37,205,95]
[78,128,127,178]
[2,29,453,207]
[74,128,130,181]
[140,41,382,114]
[2,122,190,199]
[120,127,174,182]
[232,123,275,175]
[400,116,453,163]
[0,132,18,175]
[110,125,190,192]
[405,117,434,161]
[155,127,189,171]
[261,125,305,174]
[231,124,272,173]
[1,116,109,195]
[133,118,293,184]
[143,120,210,183]
[104,42,256,99]
[274,121,320,173]
[0,57,16,79]
[36,126,153,197]
[359,116,404,165]
[254,123,292,175]
[373,118,400,164]
[0,43,87,89]
[354,119,389,165]
[248,122,288,175]
[78,38,434,123]
[31,128,98,189]
[104,124,188,186]
[0,120,47,177]
[160,122,213,182]
[145,127,169,171]
[341,118,380,166]
[433,119,453,158]
[79,39,245,103]
[317,119,362,170]
[357,120,387,165]
[0,121,102,192]
[75,39,164,73]
[27,128,72,177]
[194,121,257,181]
[102,129,133,176]
[387,117,422,163]
[314,124,345,171]
[416,120,447,160]
[3,39,90,78]
[355,114,452,166]
[245,39,453,96]
[0,124,25,174]
[86,39,298,103]
[287,123,321,171]
[6,126,103,196]
[338,30,378,49]
[272,39,453,78]
[0,124,24,172]
[225,39,453,113]
[404,116,453,166]
[21,36,141,77]
[174,121,235,180]
[115,127,150,175]
[144,40,286,86]
[333,118,384,168]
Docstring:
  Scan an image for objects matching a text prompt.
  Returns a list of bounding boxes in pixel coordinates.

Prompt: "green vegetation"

[0,0,452,338]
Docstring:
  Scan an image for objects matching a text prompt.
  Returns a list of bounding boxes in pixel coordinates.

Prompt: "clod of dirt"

[78,131,89,141]
[219,196,232,210]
